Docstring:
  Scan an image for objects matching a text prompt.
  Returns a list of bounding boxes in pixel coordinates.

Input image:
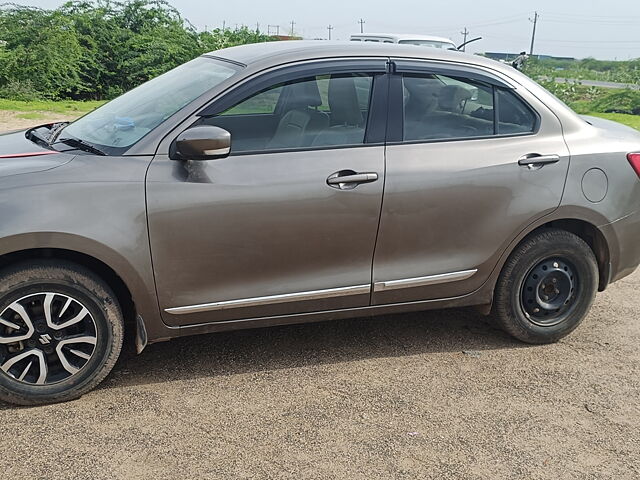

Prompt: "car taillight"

[629,153,640,179]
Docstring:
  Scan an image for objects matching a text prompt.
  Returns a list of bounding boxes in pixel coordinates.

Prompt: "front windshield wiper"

[25,128,52,149]
[49,122,70,143]
[52,137,106,156]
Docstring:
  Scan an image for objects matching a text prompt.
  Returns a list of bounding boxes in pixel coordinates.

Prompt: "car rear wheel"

[0,261,123,405]
[493,229,599,344]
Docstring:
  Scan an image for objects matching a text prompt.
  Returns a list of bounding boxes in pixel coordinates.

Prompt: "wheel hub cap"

[0,293,97,385]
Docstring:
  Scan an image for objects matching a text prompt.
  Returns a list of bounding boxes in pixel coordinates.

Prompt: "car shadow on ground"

[96,307,530,390]
[0,308,532,409]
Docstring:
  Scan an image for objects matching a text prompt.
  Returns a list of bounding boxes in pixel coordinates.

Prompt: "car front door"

[147,60,389,326]
[372,61,571,305]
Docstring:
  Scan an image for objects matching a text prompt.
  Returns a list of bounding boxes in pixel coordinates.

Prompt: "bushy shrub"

[591,90,640,115]
[0,80,44,101]
[0,0,274,101]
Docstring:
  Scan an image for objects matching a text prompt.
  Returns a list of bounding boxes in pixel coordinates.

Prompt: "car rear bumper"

[602,209,640,284]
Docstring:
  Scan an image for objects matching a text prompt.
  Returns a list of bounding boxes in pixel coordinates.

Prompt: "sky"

[7,0,640,60]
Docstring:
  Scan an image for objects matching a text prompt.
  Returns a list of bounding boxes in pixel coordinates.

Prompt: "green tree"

[0,0,275,100]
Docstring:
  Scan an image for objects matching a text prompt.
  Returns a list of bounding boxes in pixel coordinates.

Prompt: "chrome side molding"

[165,284,371,315]
[373,269,478,292]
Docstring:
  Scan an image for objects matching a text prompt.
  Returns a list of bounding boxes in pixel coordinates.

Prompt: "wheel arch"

[0,231,160,330]
[0,247,136,326]
[525,218,610,291]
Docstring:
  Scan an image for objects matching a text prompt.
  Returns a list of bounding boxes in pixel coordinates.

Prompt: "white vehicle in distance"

[350,33,457,50]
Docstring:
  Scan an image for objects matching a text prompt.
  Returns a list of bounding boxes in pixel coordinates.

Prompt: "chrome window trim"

[165,284,371,315]
[374,269,478,292]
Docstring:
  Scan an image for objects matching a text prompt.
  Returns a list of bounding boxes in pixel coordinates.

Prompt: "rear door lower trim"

[373,269,478,292]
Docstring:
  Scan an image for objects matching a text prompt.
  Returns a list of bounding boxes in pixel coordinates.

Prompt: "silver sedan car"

[0,41,639,405]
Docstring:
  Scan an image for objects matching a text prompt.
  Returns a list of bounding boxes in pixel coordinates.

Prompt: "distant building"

[483,52,576,62]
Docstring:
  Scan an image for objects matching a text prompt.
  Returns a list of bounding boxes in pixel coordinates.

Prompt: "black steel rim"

[520,257,579,326]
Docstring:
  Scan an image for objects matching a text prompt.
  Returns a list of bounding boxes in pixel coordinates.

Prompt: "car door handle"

[327,170,378,189]
[518,154,561,168]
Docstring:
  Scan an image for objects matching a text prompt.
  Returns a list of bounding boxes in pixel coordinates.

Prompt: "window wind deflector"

[197,60,388,117]
[393,60,512,89]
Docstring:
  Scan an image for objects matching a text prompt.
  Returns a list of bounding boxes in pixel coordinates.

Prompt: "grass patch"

[586,112,640,130]
[0,98,105,115]
[16,112,48,120]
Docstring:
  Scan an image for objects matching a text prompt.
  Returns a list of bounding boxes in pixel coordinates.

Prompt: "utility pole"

[256,22,260,33]
[529,11,539,56]
[460,27,469,51]
[327,24,333,40]
[290,20,296,37]
[358,18,365,33]
[222,20,226,31]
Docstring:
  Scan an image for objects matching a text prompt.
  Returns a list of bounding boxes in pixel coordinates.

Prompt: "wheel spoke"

[1,349,48,384]
[69,349,91,360]
[0,302,36,344]
[17,360,33,382]
[58,297,73,318]
[55,307,90,330]
[43,292,90,331]
[0,318,21,330]
[56,335,97,375]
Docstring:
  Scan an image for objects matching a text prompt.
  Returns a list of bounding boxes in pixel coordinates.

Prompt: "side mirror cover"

[173,125,231,160]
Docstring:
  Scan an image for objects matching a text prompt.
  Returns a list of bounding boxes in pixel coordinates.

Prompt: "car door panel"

[372,67,570,305]
[147,146,384,327]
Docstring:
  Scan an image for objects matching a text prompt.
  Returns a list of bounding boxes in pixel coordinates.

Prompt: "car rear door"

[372,60,571,305]
[146,60,389,326]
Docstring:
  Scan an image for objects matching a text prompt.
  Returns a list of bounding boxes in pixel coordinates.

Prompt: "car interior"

[197,71,536,151]
[403,74,536,141]
[199,74,373,153]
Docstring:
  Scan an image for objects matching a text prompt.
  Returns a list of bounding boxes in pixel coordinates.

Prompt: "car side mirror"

[174,125,231,161]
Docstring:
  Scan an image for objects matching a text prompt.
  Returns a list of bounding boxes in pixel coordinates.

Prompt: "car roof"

[350,33,455,43]
[208,40,490,70]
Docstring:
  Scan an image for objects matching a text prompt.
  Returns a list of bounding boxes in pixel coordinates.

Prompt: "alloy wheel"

[0,292,97,385]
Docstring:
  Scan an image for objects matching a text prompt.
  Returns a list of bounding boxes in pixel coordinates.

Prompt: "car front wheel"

[0,261,123,405]
[493,229,599,344]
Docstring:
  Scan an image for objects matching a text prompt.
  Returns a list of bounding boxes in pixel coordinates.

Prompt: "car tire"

[493,228,598,344]
[0,260,123,406]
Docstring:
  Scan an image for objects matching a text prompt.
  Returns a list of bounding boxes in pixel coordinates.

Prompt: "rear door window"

[401,73,537,142]
[402,74,494,141]
[496,88,537,134]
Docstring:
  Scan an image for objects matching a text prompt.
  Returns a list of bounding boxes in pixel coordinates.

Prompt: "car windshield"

[59,57,240,155]
[398,40,456,49]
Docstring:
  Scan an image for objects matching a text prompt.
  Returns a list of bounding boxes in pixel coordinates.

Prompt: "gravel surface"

[0,269,638,479]
[0,117,638,479]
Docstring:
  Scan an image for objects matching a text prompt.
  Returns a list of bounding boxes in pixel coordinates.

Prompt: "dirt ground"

[0,110,77,132]
[0,115,639,479]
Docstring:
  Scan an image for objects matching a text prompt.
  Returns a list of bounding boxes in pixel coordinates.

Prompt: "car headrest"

[328,76,363,126]
[439,85,472,112]
[404,78,443,113]
[286,79,323,109]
